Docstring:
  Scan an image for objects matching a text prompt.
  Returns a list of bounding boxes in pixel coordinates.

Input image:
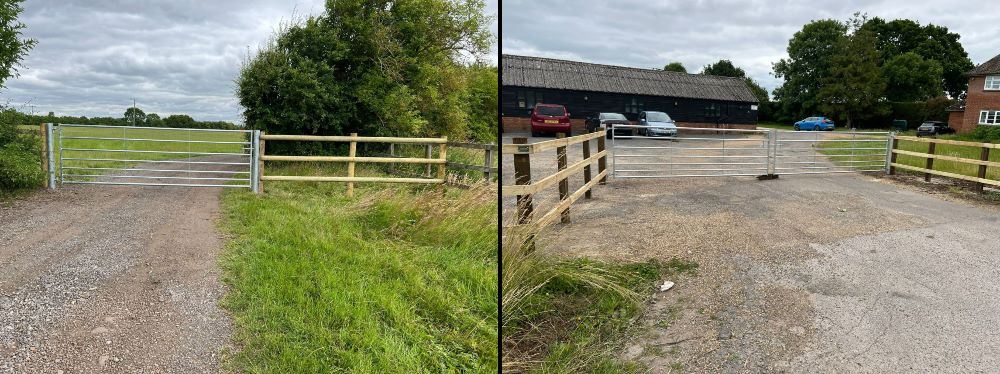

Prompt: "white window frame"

[981,110,1000,125]
[986,75,1000,91]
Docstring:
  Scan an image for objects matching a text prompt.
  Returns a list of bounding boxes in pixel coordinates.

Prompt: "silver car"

[638,111,678,137]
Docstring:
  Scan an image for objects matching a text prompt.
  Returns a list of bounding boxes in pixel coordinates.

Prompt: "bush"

[970,126,1000,144]
[0,119,43,191]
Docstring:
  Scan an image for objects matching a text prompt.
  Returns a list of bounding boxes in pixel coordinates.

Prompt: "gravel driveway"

[502,133,1000,372]
[0,161,236,372]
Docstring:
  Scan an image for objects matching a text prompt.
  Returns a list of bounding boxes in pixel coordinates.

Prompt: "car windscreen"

[646,112,672,122]
[602,113,626,120]
[536,106,565,116]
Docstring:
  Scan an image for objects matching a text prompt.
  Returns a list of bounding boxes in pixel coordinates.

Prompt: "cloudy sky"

[502,0,998,95]
[1,0,498,123]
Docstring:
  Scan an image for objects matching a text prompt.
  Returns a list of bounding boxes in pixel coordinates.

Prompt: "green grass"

[218,163,498,373]
[817,133,1000,180]
[55,125,247,171]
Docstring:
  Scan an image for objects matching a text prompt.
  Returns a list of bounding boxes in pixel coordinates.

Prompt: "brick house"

[947,53,1000,133]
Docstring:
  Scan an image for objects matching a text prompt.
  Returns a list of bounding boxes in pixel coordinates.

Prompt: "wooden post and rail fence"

[889,135,1000,192]
[377,141,498,186]
[502,130,608,229]
[257,133,448,197]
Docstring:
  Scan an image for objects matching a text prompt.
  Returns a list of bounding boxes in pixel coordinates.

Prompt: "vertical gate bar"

[513,137,534,224]
[437,137,448,187]
[597,132,607,184]
[722,129,727,177]
[347,133,357,197]
[610,124,616,178]
[884,133,894,174]
[851,132,857,170]
[39,123,48,188]
[925,141,936,182]
[484,147,494,181]
[556,133,570,223]
[582,138,592,199]
[977,146,990,192]
[46,123,56,189]
[251,130,260,193]
[813,130,818,172]
[425,144,433,177]
[259,134,266,193]
[57,124,63,185]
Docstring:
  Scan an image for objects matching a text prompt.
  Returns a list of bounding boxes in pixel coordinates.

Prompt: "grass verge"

[502,228,664,373]
[219,163,498,372]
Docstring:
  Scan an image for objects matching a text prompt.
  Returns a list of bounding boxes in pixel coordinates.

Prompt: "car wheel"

[794,124,800,131]
[813,125,820,131]
[531,130,540,137]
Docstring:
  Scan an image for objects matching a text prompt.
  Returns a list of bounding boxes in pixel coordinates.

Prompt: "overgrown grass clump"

[502,228,663,373]
[0,120,44,193]
[220,164,498,372]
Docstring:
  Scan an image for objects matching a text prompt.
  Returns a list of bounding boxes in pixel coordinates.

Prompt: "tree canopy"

[700,59,769,104]
[882,52,943,102]
[862,17,973,98]
[0,0,33,90]
[663,62,686,73]
[236,0,494,150]
[124,107,146,126]
[772,19,848,119]
[816,16,887,128]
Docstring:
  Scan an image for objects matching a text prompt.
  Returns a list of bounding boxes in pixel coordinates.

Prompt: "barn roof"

[501,54,758,103]
[967,53,1000,76]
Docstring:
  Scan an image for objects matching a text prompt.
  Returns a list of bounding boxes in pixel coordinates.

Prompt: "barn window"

[705,103,721,118]
[517,92,526,108]
[625,98,644,113]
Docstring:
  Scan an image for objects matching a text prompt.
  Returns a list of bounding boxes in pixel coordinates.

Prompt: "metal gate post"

[884,132,894,174]
[251,130,260,193]
[768,129,776,175]
[46,123,56,189]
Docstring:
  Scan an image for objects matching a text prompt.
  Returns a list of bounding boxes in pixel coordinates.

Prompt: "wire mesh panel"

[772,130,889,175]
[56,124,256,189]
[610,124,772,178]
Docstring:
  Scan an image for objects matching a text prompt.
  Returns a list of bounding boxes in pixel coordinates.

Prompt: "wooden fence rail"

[889,135,999,191]
[502,130,608,229]
[258,133,447,196]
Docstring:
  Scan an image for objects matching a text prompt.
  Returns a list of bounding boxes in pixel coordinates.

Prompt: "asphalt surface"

[503,132,1000,372]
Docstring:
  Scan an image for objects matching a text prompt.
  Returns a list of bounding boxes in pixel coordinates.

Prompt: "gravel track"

[0,157,238,373]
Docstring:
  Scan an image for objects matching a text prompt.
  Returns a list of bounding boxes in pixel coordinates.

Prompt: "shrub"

[970,126,1000,144]
[0,119,43,191]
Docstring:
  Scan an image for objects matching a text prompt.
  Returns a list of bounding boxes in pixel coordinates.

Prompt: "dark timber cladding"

[501,54,759,133]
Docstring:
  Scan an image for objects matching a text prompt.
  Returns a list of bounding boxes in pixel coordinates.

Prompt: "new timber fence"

[258,133,448,196]
[502,130,608,229]
[889,136,1000,192]
[376,141,497,187]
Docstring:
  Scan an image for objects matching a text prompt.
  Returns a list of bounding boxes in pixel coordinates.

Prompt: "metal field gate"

[48,124,261,192]
[608,124,891,178]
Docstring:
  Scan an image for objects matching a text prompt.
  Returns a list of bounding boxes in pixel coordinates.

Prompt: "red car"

[530,104,572,136]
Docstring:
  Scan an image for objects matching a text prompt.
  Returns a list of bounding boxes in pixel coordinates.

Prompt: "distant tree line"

[5,107,239,130]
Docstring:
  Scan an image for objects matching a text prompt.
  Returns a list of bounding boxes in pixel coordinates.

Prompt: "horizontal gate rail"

[61,157,251,165]
[61,136,251,145]
[63,180,250,188]
[59,123,253,133]
[61,148,248,156]
[62,174,247,181]
[61,166,249,174]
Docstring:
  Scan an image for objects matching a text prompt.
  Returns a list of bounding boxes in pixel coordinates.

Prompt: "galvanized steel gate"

[609,124,891,178]
[47,124,260,192]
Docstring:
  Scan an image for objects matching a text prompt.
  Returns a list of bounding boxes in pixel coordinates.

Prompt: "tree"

[816,16,887,129]
[663,62,686,73]
[773,19,848,119]
[145,113,162,127]
[0,0,33,90]
[236,0,493,153]
[882,52,943,101]
[163,114,195,128]
[701,59,745,77]
[463,63,498,142]
[123,107,146,126]
[863,18,973,98]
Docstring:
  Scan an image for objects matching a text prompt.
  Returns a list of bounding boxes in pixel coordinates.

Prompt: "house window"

[986,76,1000,91]
[517,90,545,109]
[705,103,721,118]
[981,110,1000,125]
[625,97,644,114]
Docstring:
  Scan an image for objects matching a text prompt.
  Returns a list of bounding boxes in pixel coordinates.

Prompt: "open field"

[818,135,1000,180]
[220,163,498,372]
[55,125,248,171]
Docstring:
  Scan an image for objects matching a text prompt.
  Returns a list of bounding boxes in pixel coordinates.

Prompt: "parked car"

[637,111,678,137]
[794,116,835,131]
[530,104,572,137]
[586,112,632,138]
[916,121,955,137]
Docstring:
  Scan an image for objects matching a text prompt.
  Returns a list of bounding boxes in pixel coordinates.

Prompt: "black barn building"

[501,54,759,134]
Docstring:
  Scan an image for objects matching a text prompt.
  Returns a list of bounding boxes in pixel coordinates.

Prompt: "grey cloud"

[3,0,498,123]
[501,0,998,95]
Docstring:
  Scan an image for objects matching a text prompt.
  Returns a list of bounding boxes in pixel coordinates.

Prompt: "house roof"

[946,101,965,112]
[501,54,758,103]
[967,53,1000,76]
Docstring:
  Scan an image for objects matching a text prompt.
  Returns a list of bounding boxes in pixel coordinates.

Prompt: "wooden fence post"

[513,137,533,224]
[388,143,395,174]
[582,138,592,199]
[484,146,494,180]
[437,137,448,187]
[977,146,990,192]
[258,133,266,194]
[39,123,48,189]
[925,141,936,182]
[597,133,607,184]
[889,137,898,175]
[347,133,357,197]
[556,133,570,223]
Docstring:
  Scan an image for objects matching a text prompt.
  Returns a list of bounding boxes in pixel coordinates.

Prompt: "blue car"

[794,116,835,131]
